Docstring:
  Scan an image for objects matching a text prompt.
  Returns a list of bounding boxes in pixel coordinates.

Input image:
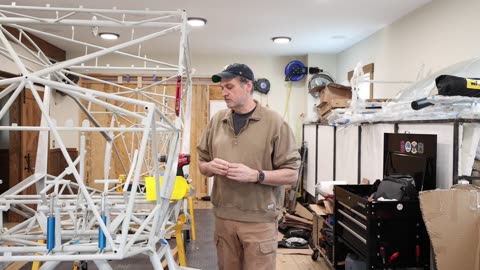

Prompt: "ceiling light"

[99,32,119,40]
[187,17,207,27]
[272,36,292,44]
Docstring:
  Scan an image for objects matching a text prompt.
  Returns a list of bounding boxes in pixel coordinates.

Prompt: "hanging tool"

[287,141,307,213]
[380,246,386,269]
[159,153,191,178]
[175,75,181,116]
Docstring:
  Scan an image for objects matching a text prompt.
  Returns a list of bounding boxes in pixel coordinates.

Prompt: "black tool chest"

[334,185,430,270]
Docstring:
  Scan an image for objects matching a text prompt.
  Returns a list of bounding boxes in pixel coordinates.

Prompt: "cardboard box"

[316,98,350,119]
[295,204,313,221]
[311,83,352,105]
[419,185,480,270]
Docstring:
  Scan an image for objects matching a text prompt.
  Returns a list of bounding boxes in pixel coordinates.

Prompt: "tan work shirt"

[197,101,300,222]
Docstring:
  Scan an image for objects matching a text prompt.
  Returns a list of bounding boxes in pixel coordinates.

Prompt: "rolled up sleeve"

[272,122,300,170]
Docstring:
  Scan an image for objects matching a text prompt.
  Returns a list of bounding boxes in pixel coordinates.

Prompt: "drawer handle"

[338,201,367,220]
[338,209,367,230]
[338,220,367,245]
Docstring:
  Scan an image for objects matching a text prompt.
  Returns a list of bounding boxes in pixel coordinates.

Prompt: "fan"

[308,73,335,98]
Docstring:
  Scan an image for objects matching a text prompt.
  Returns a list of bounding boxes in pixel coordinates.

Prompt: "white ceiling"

[4,0,431,56]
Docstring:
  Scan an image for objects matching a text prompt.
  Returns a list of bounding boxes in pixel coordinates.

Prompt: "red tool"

[160,153,191,178]
[388,251,400,263]
[175,75,181,116]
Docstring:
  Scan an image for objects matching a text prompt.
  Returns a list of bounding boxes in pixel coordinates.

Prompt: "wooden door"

[21,90,42,181]
[8,89,43,222]
[0,150,8,195]
[190,84,226,198]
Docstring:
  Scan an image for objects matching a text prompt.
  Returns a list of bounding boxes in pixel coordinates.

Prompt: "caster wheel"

[80,261,88,270]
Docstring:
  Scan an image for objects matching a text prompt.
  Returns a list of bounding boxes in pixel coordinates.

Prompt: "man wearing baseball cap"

[197,63,300,270]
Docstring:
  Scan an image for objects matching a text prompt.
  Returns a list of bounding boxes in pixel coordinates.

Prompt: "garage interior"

[0,1,479,270]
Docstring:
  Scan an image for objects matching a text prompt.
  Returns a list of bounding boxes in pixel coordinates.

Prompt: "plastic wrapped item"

[396,56,480,101]
[326,56,480,126]
[316,181,347,195]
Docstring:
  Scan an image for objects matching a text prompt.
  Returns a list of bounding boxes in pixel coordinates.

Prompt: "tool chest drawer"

[334,185,430,270]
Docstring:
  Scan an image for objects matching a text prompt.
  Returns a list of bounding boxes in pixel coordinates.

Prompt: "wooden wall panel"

[209,85,223,100]
[190,84,222,196]
[79,81,177,189]
[189,84,209,196]
[78,78,222,197]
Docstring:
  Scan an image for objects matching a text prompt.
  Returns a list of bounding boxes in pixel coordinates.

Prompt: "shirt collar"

[222,100,262,122]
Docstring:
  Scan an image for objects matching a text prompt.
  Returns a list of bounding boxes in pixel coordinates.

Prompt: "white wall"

[337,0,480,99]
[49,92,79,149]
[191,54,308,140]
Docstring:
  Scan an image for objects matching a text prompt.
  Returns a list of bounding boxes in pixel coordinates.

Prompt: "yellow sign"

[466,79,480,90]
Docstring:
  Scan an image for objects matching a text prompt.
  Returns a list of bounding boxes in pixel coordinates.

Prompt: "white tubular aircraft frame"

[0,3,195,270]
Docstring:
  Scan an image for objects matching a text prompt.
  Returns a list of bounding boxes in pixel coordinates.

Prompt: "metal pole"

[26,81,118,252]
[0,27,29,75]
[0,5,183,16]
[10,24,180,68]
[0,80,26,121]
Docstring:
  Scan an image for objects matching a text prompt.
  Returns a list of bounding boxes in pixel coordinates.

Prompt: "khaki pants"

[214,217,277,270]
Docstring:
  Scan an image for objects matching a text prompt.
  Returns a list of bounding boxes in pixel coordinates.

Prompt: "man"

[197,63,300,270]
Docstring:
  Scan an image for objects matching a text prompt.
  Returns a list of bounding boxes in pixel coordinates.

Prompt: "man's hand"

[226,163,257,183]
[208,158,230,176]
[199,159,258,183]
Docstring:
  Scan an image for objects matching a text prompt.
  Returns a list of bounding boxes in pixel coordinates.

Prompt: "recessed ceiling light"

[272,36,292,44]
[99,32,120,40]
[187,17,207,27]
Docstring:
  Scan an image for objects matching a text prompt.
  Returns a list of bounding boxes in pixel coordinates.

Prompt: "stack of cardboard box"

[310,83,352,121]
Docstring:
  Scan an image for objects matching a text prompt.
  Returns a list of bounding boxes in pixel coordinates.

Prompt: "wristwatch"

[256,170,265,184]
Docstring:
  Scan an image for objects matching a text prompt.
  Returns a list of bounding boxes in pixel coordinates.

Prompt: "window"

[348,63,374,99]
